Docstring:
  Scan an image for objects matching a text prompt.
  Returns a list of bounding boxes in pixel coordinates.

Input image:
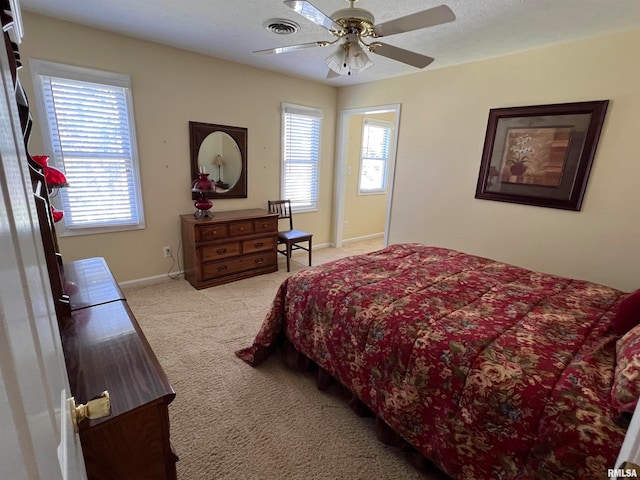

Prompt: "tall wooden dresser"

[61,259,178,480]
[2,2,177,478]
[181,209,279,289]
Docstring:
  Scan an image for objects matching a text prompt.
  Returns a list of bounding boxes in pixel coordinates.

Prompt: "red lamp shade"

[191,172,213,191]
[50,205,64,223]
[34,155,67,223]
[44,166,69,188]
[32,155,69,188]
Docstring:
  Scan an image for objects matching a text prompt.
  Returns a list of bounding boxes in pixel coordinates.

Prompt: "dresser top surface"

[181,208,277,225]
[63,257,125,311]
[62,300,175,426]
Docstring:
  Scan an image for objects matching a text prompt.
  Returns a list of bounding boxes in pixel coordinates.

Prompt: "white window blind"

[282,104,322,211]
[359,119,392,194]
[30,60,144,234]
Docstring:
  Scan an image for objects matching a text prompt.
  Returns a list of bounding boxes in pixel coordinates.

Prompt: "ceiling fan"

[254,0,455,78]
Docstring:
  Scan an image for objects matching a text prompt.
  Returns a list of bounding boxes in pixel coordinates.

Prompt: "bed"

[236,243,639,479]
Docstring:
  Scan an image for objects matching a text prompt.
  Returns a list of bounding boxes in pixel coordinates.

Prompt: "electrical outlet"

[163,246,172,258]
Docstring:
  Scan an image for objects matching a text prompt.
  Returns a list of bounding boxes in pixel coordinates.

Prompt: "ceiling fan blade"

[372,4,455,37]
[370,43,435,69]
[284,0,344,33]
[253,41,327,56]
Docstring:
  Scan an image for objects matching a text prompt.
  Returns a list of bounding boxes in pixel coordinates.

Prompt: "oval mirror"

[189,122,247,199]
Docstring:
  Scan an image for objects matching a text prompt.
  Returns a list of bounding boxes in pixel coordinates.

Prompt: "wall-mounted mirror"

[189,121,247,199]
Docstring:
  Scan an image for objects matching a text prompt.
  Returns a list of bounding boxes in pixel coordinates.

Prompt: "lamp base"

[194,208,213,218]
[193,193,213,218]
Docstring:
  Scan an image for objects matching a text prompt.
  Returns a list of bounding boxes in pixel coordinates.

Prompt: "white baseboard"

[119,239,377,287]
[310,242,331,250]
[343,232,384,244]
[119,271,184,289]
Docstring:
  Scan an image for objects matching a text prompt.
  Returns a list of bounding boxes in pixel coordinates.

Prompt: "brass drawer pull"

[70,391,111,432]
[254,242,264,247]
[217,265,228,271]
[255,258,264,265]
[216,248,227,254]
[202,229,218,239]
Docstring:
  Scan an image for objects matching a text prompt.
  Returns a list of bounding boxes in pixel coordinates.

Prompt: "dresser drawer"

[200,242,241,262]
[254,217,278,234]
[202,252,276,280]
[229,221,254,236]
[196,224,229,242]
[243,236,276,254]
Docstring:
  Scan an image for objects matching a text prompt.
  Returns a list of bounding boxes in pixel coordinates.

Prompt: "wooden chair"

[268,200,313,272]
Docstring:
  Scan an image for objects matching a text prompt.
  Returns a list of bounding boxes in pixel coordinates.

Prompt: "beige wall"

[19,12,640,292]
[338,29,640,292]
[19,12,337,283]
[343,112,394,240]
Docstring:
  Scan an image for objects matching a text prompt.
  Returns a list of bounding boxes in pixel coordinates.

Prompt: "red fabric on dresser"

[236,244,628,480]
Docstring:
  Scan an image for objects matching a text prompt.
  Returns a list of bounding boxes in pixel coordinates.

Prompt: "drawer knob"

[217,265,228,271]
[216,248,227,254]
[255,258,264,265]
[254,242,264,247]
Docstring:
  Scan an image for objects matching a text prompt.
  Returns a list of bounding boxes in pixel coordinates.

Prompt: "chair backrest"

[268,200,294,231]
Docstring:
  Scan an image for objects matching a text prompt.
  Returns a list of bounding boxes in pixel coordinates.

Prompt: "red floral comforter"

[237,244,628,479]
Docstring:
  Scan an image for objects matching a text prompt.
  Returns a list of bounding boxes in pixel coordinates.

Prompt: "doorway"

[333,104,401,248]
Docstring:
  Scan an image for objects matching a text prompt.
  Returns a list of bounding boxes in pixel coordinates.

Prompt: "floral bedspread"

[236,244,628,479]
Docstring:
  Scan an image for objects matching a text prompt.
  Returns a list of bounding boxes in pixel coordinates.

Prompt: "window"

[359,119,393,194]
[30,60,144,235]
[281,103,322,212]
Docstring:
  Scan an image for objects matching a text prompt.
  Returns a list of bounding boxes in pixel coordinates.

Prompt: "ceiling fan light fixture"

[347,41,372,71]
[325,35,372,76]
[325,44,348,75]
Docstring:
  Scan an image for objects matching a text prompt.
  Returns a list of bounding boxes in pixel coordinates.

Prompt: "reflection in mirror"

[189,122,247,199]
[198,132,242,192]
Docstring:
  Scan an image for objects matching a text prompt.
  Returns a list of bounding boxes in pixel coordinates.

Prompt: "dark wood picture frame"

[475,100,609,211]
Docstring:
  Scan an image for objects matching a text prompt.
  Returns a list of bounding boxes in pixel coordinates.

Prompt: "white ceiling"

[20,0,640,87]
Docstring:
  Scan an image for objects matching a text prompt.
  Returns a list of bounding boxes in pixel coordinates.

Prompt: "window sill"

[58,223,146,237]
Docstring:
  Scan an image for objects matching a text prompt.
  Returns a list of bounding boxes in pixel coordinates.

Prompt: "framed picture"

[475,100,609,211]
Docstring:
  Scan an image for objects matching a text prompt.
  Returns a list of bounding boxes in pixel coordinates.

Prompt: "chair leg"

[286,242,292,272]
[308,238,312,266]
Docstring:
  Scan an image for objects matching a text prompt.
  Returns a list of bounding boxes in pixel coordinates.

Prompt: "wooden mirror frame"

[189,121,248,199]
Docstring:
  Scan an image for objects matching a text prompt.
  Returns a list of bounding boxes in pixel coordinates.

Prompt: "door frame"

[333,104,401,248]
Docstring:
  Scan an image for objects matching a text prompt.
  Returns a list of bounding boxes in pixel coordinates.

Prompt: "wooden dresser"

[1,4,177,477]
[61,258,178,480]
[181,209,279,289]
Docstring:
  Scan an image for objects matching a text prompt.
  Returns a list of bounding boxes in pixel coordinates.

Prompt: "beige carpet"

[123,240,448,480]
